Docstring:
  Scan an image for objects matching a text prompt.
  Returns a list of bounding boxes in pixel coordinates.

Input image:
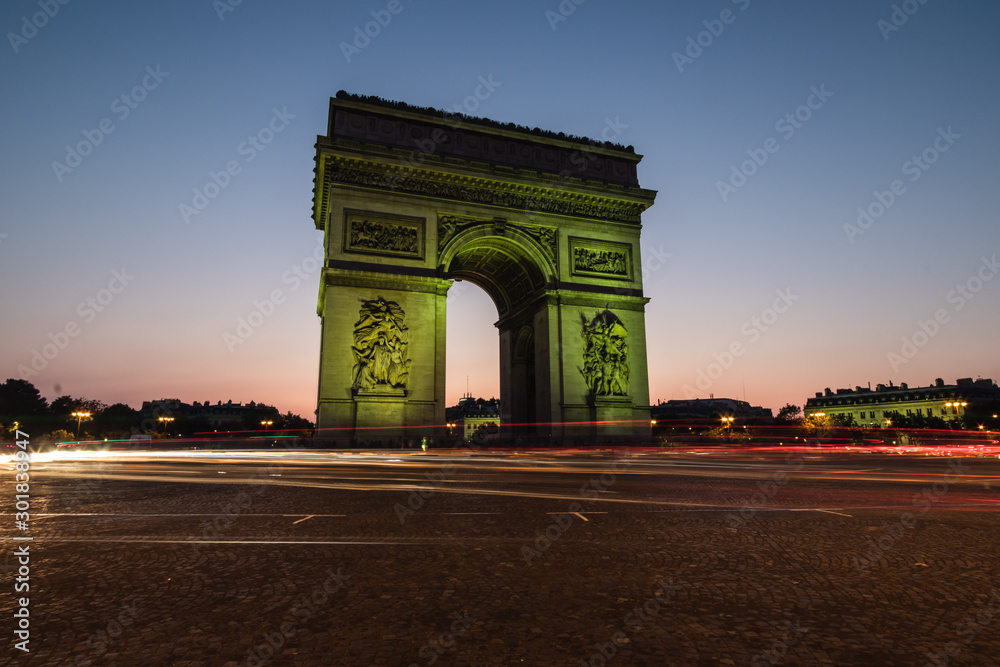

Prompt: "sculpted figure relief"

[581,310,629,397]
[352,298,411,391]
[574,247,628,275]
[348,217,418,254]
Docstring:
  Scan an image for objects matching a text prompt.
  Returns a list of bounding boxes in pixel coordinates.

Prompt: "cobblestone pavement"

[3,449,1000,665]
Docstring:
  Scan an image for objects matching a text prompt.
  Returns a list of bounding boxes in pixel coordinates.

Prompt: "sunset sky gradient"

[2,0,998,419]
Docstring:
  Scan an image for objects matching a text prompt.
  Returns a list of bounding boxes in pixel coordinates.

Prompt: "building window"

[941,408,948,415]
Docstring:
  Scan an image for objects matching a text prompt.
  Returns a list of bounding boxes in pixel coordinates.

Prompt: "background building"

[446,394,501,441]
[804,378,1000,427]
[651,397,773,425]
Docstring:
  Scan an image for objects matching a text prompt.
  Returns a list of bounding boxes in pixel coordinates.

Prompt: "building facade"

[804,377,999,426]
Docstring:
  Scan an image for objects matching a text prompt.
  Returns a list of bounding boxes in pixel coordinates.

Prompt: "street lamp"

[945,401,968,427]
[158,416,174,434]
[71,411,91,439]
[721,416,734,430]
[261,420,273,430]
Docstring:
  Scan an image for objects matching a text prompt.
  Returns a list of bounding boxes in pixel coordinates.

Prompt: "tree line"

[0,378,313,442]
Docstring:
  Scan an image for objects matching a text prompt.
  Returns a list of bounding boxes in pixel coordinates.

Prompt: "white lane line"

[789,509,853,517]
[292,515,315,525]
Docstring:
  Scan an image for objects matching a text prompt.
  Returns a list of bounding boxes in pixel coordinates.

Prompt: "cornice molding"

[314,154,652,229]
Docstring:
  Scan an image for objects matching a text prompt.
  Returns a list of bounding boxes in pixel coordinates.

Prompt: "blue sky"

[2,0,998,418]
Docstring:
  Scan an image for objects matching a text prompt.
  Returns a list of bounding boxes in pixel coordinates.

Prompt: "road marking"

[789,508,853,517]
[292,515,314,525]
[573,512,588,521]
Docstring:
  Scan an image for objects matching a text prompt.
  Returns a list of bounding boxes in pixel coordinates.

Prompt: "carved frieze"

[581,310,629,397]
[351,298,412,392]
[569,237,632,280]
[322,156,646,224]
[344,210,424,259]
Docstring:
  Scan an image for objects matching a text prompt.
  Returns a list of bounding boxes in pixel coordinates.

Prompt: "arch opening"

[442,235,549,434]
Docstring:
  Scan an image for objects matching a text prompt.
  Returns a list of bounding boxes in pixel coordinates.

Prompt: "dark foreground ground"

[3,447,1000,666]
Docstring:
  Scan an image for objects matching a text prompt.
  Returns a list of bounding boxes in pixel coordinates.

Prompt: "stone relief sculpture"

[347,215,419,256]
[581,310,629,397]
[352,298,411,391]
[573,247,628,276]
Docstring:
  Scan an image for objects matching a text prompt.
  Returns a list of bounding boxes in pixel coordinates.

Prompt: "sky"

[1,0,998,420]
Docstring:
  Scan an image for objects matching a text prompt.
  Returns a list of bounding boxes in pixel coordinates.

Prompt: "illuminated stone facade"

[804,377,999,426]
[312,93,657,440]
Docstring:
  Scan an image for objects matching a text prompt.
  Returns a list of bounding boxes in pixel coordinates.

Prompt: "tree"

[50,395,107,416]
[278,411,314,430]
[0,379,48,417]
[92,403,141,438]
[775,404,802,424]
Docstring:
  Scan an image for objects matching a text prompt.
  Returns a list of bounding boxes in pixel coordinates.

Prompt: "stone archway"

[311,93,657,442]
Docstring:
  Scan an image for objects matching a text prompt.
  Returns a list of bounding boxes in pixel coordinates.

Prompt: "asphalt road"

[3,447,1000,666]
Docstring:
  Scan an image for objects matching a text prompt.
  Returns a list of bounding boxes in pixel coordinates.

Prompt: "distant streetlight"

[71,411,91,439]
[261,420,273,430]
[158,416,174,434]
[721,416,734,430]
[650,419,657,426]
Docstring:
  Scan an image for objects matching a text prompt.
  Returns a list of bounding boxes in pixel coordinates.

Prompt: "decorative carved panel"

[351,297,412,392]
[569,237,632,280]
[581,310,629,397]
[344,210,424,259]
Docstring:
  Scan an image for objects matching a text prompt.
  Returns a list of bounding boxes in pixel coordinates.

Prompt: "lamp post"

[261,420,273,430]
[158,416,174,434]
[71,411,91,439]
[945,401,967,428]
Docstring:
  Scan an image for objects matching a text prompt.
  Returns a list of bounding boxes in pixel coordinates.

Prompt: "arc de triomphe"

[312,92,657,442]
